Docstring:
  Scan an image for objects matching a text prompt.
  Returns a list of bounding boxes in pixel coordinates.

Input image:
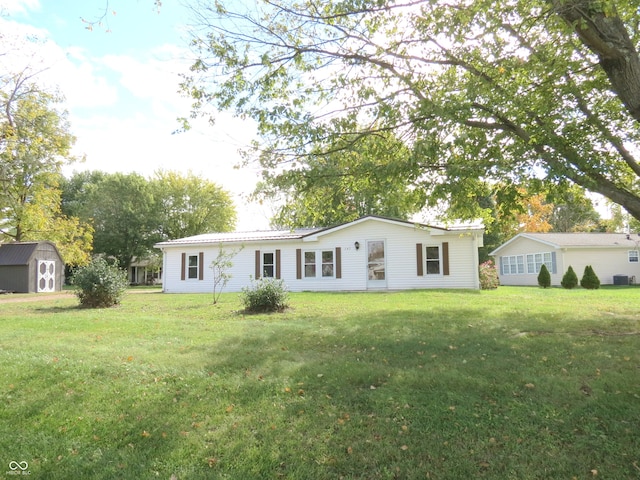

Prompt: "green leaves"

[184,0,640,222]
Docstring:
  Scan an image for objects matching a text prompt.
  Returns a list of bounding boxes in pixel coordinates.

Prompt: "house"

[129,256,163,285]
[0,241,65,293]
[490,232,640,286]
[154,216,485,293]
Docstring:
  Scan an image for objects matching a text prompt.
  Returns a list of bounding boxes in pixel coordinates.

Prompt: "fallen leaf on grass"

[225,405,234,413]
[524,383,535,389]
[400,445,409,451]
[141,430,151,437]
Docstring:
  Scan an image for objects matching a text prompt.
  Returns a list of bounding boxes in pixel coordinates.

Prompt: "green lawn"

[1,287,638,479]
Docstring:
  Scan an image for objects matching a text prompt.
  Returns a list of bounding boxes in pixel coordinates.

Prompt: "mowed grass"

[0,287,639,479]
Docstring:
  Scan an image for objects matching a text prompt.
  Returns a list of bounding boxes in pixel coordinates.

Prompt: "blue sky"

[0,0,270,230]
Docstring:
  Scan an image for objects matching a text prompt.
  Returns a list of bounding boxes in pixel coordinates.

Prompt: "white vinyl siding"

[158,217,482,293]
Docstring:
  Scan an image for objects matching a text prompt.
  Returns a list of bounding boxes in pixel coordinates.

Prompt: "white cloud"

[2,5,270,230]
[0,0,39,15]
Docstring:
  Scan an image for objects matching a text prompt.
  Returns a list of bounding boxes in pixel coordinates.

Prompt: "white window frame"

[303,249,335,279]
[502,255,525,275]
[262,251,275,278]
[425,245,441,275]
[526,252,553,274]
[187,254,199,279]
[629,250,639,263]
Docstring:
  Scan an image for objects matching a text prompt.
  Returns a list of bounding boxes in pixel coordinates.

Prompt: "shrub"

[71,257,128,308]
[478,260,499,290]
[537,264,551,288]
[240,278,289,313]
[580,265,601,290]
[561,266,579,289]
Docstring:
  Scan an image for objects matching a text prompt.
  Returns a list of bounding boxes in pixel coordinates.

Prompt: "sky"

[0,0,273,230]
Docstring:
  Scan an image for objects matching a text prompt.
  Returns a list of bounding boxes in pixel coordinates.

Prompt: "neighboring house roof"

[0,242,47,266]
[490,232,640,255]
[155,215,484,248]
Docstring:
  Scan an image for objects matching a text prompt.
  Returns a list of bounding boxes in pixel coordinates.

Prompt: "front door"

[367,240,387,289]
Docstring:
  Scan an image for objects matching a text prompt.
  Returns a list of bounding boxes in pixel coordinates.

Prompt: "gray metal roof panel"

[0,242,38,266]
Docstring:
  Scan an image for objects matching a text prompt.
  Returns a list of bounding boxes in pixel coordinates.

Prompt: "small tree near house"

[210,245,243,304]
[537,264,551,288]
[561,266,579,289]
[580,265,601,290]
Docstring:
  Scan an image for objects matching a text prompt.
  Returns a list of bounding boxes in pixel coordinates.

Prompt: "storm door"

[366,240,386,288]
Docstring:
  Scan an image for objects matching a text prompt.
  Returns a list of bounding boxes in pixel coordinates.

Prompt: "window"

[629,250,639,263]
[188,255,199,279]
[304,251,316,277]
[263,252,275,278]
[303,250,335,278]
[502,255,525,275]
[426,246,440,274]
[527,252,553,274]
[322,250,334,277]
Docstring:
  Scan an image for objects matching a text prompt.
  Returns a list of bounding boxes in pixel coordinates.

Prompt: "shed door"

[37,260,56,292]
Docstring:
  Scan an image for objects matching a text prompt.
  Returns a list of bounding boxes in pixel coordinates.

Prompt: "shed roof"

[490,232,640,255]
[0,242,40,266]
[0,241,62,266]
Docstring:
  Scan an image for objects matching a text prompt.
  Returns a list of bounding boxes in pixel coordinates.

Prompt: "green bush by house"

[561,266,579,289]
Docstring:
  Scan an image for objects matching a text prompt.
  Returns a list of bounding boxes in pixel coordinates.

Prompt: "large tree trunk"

[552,0,640,123]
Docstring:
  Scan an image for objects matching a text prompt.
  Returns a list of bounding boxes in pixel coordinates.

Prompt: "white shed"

[154,216,484,293]
[490,232,640,286]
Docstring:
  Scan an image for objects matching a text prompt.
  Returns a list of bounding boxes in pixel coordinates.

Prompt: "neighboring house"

[0,241,65,293]
[129,256,163,285]
[154,215,485,293]
[490,232,640,286]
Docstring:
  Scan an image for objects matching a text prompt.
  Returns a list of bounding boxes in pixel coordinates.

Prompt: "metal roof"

[0,242,40,266]
[154,228,323,247]
[154,215,485,249]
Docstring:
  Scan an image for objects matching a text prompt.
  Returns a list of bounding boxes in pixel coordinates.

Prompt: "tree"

[183,0,640,224]
[0,74,92,264]
[61,170,237,268]
[64,172,162,269]
[561,266,579,289]
[255,131,424,228]
[537,264,551,288]
[210,245,241,304]
[549,186,601,232]
[1,78,73,240]
[580,265,601,289]
[151,170,236,238]
[515,192,554,233]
